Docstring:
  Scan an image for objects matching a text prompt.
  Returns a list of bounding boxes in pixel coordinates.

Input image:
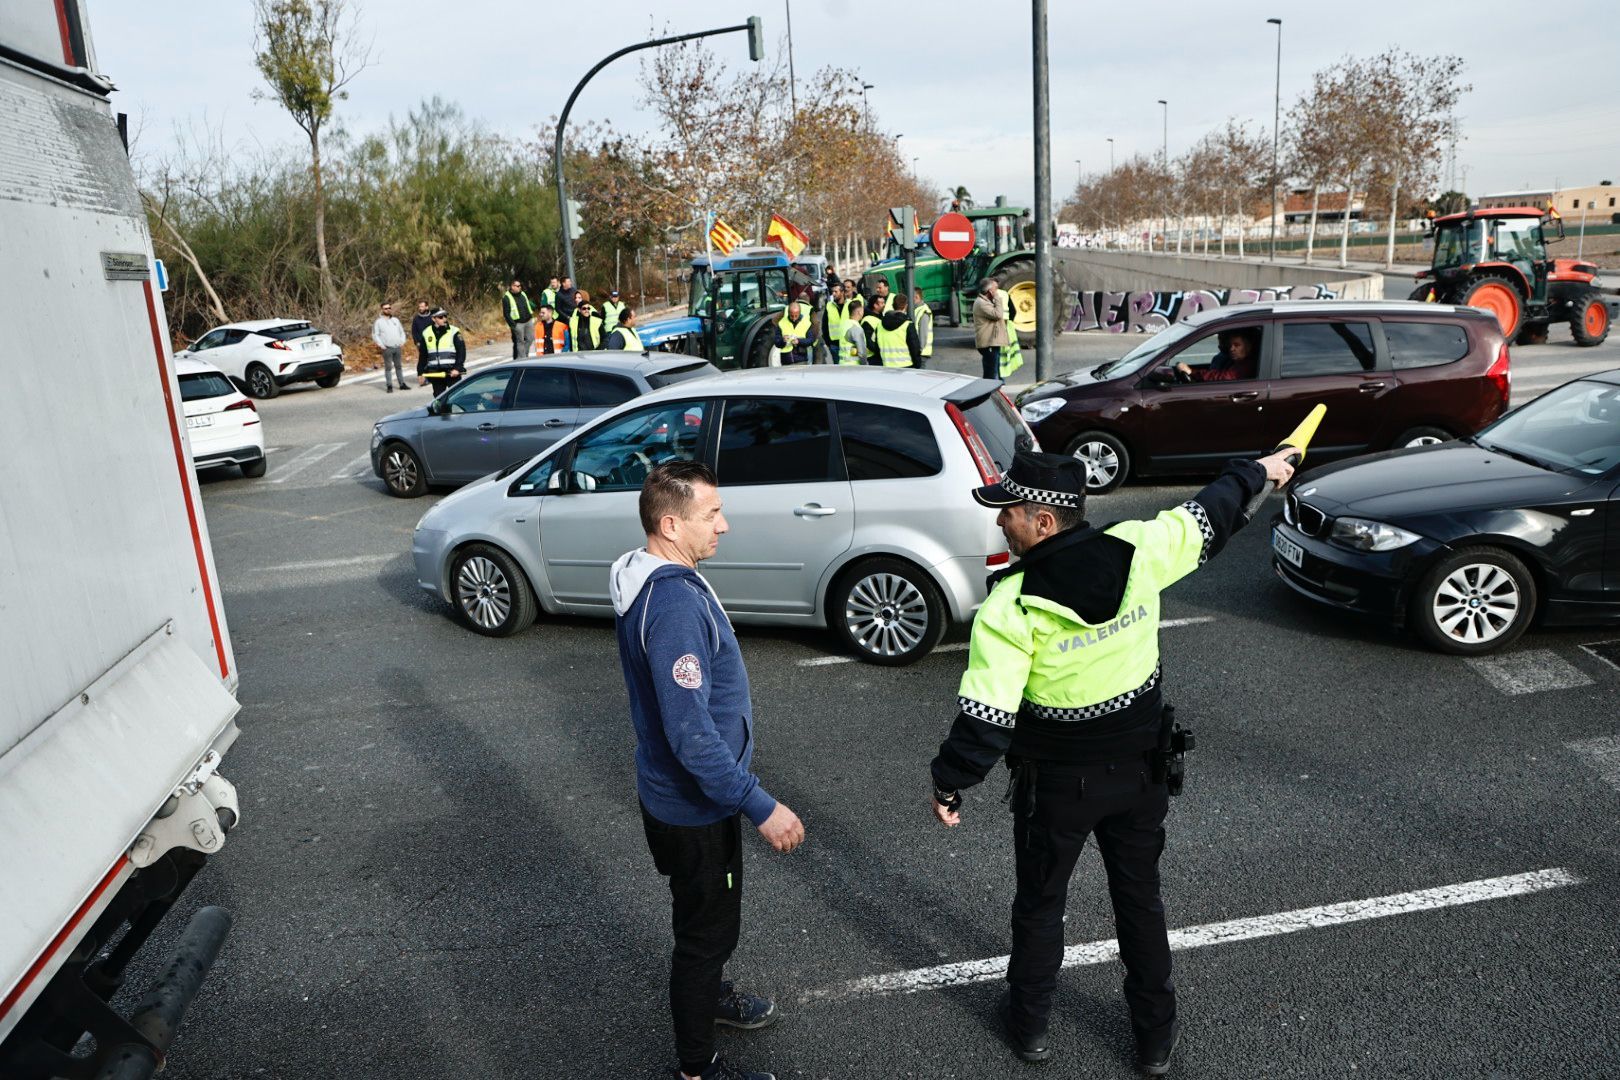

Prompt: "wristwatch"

[933,785,962,812]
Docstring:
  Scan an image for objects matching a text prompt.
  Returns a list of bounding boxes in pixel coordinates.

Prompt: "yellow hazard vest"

[875,318,913,368]
[601,299,625,331]
[776,311,812,346]
[1000,292,1024,378]
[826,298,849,344]
[420,325,462,375]
[840,320,865,364]
[569,312,603,350]
[914,300,934,357]
[540,287,557,310]
[503,291,533,321]
[608,326,643,350]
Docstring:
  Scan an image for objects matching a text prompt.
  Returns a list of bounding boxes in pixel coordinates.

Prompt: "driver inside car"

[1175,328,1258,382]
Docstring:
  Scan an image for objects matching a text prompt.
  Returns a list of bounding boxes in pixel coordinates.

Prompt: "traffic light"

[890,206,916,250]
[746,16,764,62]
[566,198,583,237]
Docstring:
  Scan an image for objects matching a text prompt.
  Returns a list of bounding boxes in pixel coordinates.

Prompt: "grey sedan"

[370,353,717,497]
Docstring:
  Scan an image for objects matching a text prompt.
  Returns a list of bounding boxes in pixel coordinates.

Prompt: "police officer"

[929,448,1296,1072]
[418,308,466,396]
[602,289,626,333]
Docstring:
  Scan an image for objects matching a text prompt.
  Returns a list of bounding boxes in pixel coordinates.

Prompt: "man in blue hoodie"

[611,460,804,1080]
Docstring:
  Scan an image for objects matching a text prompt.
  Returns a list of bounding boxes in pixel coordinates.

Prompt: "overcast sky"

[93,0,1620,209]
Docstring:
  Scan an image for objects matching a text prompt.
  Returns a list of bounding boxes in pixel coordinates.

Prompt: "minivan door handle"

[1359,382,1387,393]
[794,503,838,518]
[477,422,496,432]
[1229,391,1260,402]
[542,417,569,428]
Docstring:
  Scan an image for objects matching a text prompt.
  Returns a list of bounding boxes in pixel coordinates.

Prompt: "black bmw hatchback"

[1271,371,1620,654]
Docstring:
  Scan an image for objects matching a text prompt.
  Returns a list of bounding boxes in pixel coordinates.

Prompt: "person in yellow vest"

[861,296,885,365]
[912,287,934,371]
[817,283,848,365]
[605,306,644,350]
[570,291,603,351]
[541,277,560,313]
[602,289,626,333]
[773,300,817,365]
[839,297,869,365]
[875,292,923,368]
[503,279,537,359]
[869,278,893,316]
[418,309,466,396]
[1000,286,1025,379]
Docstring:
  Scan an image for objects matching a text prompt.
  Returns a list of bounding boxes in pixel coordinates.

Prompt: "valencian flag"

[709,216,744,255]
[766,213,809,258]
[885,208,903,239]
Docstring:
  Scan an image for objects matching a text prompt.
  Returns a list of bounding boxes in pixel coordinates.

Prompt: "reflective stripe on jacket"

[503,291,534,322]
[875,318,913,367]
[601,300,625,331]
[420,325,463,372]
[569,312,603,351]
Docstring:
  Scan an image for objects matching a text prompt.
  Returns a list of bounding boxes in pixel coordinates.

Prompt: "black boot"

[996,992,1051,1063]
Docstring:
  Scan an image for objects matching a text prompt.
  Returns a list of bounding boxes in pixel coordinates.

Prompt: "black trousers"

[642,804,743,1074]
[1005,758,1176,1043]
[980,346,1001,380]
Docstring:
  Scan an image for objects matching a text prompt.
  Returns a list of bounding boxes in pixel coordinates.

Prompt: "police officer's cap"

[972,451,1086,510]
[431,307,448,318]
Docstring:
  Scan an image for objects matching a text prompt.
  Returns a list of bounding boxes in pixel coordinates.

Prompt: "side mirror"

[570,471,598,493]
[428,396,449,416]
[1544,217,1566,242]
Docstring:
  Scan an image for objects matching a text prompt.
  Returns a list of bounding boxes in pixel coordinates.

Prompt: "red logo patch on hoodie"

[672,654,703,689]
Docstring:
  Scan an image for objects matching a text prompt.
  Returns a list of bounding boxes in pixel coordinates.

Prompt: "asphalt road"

[122,327,1620,1079]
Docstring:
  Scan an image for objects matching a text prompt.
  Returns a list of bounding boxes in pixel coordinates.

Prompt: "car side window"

[715,398,839,485]
[444,369,516,414]
[512,455,557,495]
[576,371,639,408]
[1279,322,1377,378]
[1162,325,1264,382]
[570,399,709,493]
[835,401,942,480]
[512,367,577,410]
[1384,321,1469,370]
[222,329,250,346]
[191,329,226,351]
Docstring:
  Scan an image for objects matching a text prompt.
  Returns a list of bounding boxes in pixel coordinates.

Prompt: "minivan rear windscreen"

[947,381,1033,472]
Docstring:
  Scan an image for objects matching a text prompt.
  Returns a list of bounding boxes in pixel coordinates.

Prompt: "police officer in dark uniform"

[929,447,1296,1073]
[418,308,466,396]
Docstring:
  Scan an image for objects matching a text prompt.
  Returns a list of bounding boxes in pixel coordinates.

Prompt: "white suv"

[178,358,266,477]
[176,319,344,399]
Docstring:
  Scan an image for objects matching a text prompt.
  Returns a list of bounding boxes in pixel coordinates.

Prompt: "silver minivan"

[410,367,1037,664]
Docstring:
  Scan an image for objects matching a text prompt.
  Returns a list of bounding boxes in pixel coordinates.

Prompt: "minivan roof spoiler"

[944,377,1007,408]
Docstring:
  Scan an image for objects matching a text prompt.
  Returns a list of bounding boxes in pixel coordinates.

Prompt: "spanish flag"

[886,209,903,239]
[709,217,744,255]
[766,213,809,258]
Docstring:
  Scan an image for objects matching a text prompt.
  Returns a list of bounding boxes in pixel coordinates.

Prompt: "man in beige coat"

[973,279,1010,380]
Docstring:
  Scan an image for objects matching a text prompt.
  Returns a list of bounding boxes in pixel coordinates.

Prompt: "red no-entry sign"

[930,212,974,262]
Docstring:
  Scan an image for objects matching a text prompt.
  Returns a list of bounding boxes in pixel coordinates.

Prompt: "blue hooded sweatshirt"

[611,549,777,828]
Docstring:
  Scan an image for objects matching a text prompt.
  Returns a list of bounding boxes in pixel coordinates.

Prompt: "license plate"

[185,414,213,428]
[1272,528,1304,568]
[302,339,325,351]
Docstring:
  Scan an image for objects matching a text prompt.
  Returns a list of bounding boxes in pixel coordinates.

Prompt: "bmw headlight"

[1330,517,1421,552]
[1020,397,1064,424]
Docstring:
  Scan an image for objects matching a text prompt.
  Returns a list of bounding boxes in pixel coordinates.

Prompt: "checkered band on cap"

[1001,476,1082,509]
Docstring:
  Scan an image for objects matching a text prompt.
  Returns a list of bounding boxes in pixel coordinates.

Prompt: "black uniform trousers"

[1005,757,1176,1043]
[641,804,743,1075]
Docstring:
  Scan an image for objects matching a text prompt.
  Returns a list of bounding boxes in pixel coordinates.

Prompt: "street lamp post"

[860,81,875,123]
[555,18,763,283]
[1157,99,1168,252]
[1268,18,1282,261]
[1033,0,1054,380]
[1107,137,1114,172]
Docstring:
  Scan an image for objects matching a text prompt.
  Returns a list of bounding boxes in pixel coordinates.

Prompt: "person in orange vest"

[536,304,569,355]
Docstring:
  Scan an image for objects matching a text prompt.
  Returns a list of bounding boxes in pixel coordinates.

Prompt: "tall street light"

[1268,17,1282,261]
[1157,99,1168,252]
[1032,0,1055,380]
[555,17,764,282]
[860,81,875,122]
[1107,137,1114,172]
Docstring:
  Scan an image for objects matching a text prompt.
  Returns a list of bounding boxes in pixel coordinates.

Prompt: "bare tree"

[142,175,228,326]
[252,0,372,308]
[1359,49,1468,268]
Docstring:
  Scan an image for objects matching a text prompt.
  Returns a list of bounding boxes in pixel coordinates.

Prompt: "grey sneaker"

[715,981,779,1030]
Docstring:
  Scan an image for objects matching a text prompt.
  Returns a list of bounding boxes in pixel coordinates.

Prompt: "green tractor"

[860,199,1069,347]
[639,247,820,369]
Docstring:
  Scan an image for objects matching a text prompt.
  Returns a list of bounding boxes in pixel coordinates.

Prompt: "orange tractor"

[1411,207,1614,346]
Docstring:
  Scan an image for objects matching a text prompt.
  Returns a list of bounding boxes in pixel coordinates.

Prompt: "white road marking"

[330,451,374,479]
[800,867,1582,1004]
[794,617,1216,667]
[267,442,345,484]
[1464,650,1594,695]
[247,554,397,574]
[1567,735,1620,792]
[1578,639,1620,673]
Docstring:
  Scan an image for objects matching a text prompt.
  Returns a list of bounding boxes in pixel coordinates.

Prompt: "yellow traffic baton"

[1243,403,1326,520]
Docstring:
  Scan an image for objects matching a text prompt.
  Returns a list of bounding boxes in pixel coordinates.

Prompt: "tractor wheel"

[1407,285,1434,302]
[1458,275,1524,339]
[742,326,774,369]
[1515,323,1549,346]
[996,260,1071,347]
[1571,289,1611,347]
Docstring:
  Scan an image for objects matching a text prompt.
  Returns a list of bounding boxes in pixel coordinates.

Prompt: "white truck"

[1,5,243,1077]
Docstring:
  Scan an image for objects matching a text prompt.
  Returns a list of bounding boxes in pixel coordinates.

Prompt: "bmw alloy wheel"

[383,448,418,493]
[1431,562,1520,645]
[1073,440,1120,489]
[843,572,929,658]
[456,556,512,631]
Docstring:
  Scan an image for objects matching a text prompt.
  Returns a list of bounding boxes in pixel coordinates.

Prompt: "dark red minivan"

[1015,301,1510,493]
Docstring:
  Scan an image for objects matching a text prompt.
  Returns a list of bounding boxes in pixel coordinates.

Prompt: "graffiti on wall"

[1064,284,1341,333]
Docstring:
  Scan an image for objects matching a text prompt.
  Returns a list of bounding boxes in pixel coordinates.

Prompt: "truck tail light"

[1486,341,1511,406]
[945,402,1000,484]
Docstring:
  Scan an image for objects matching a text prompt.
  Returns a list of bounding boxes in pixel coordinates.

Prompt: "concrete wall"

[1053,248,1384,300]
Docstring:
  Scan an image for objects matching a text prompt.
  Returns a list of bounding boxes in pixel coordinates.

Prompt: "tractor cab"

[670,248,819,368]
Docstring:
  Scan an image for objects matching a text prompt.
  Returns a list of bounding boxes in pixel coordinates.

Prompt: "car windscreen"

[261,322,319,341]
[1090,321,1200,380]
[178,371,237,401]
[960,389,1034,473]
[647,363,719,389]
[1473,380,1620,475]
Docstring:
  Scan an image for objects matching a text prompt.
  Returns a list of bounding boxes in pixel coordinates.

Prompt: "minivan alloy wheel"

[456,556,512,630]
[1431,562,1520,645]
[1073,439,1120,487]
[844,572,929,657]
